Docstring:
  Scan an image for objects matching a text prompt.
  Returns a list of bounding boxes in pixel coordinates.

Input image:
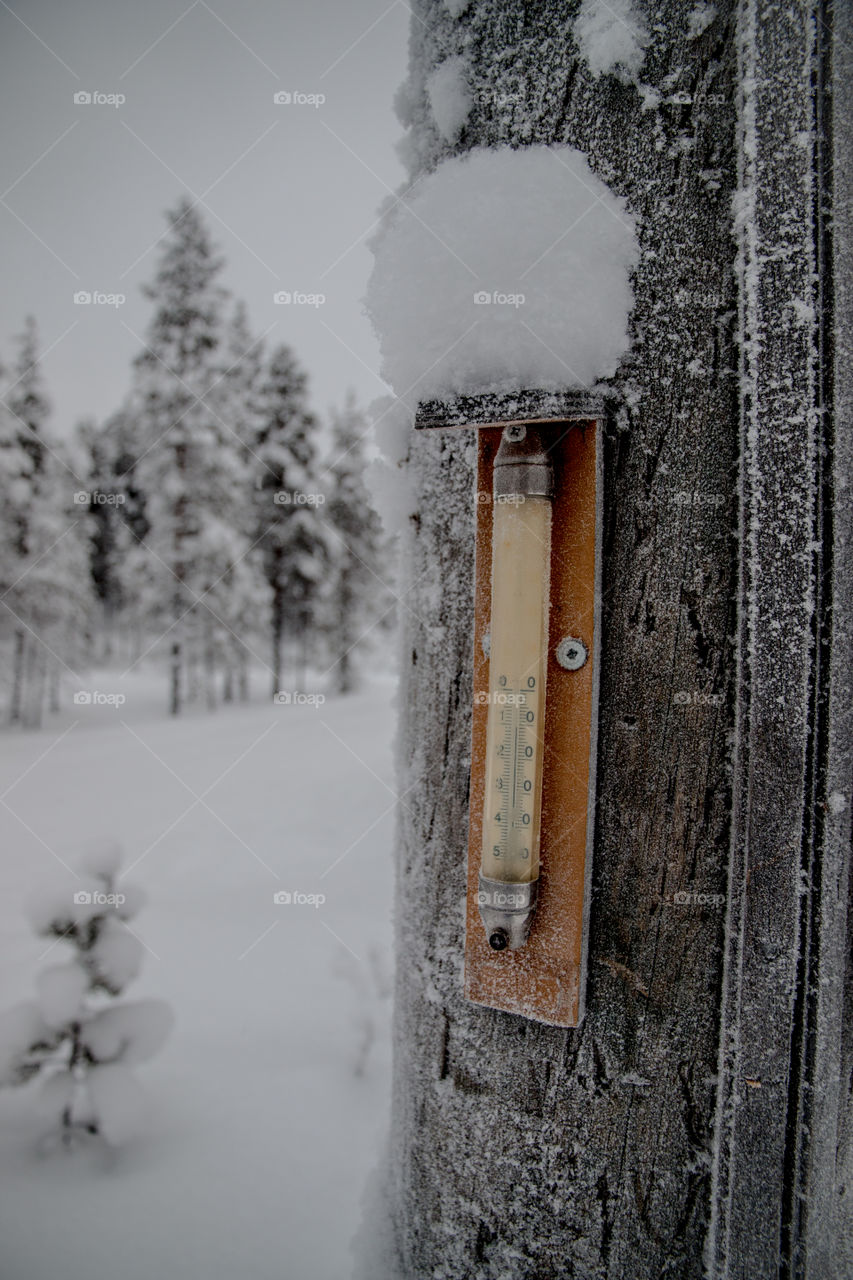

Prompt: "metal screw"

[556,636,588,671]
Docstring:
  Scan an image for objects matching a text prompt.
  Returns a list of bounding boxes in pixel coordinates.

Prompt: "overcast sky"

[0,0,409,436]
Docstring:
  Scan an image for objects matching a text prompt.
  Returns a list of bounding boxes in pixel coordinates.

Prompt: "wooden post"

[383,2,852,1276]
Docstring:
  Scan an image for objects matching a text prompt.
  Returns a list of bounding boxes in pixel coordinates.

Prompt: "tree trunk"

[223,657,234,704]
[271,581,284,698]
[169,638,181,718]
[9,627,25,724]
[381,2,852,1278]
[335,566,355,695]
[101,601,114,663]
[204,619,217,712]
[186,642,201,704]
[48,660,60,715]
[238,647,249,702]
[22,636,44,730]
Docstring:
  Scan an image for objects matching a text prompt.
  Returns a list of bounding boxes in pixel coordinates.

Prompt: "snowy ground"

[0,665,396,1280]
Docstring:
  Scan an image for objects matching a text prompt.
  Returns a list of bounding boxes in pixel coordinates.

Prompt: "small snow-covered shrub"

[0,840,173,1154]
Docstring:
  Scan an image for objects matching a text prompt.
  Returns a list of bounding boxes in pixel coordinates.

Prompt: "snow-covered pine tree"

[324,395,384,695]
[7,316,48,481]
[0,356,34,721]
[93,407,152,666]
[208,302,269,703]
[253,343,328,697]
[75,417,131,663]
[1,320,92,726]
[2,317,51,724]
[130,199,248,715]
[23,441,93,724]
[0,840,172,1152]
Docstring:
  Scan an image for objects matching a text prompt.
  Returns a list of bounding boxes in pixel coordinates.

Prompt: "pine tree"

[92,408,152,667]
[75,417,132,662]
[0,359,34,721]
[1,320,92,726]
[254,344,328,696]
[129,199,242,715]
[7,316,49,482]
[324,395,384,695]
[209,302,269,703]
[0,841,172,1152]
[2,318,51,723]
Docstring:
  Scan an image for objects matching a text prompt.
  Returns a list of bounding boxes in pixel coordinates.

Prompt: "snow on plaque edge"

[365,145,639,403]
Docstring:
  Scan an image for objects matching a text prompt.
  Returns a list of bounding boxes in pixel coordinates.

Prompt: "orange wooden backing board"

[464,422,600,1027]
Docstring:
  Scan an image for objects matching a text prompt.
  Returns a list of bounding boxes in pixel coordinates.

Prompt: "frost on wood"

[426,55,472,143]
[687,3,717,39]
[366,144,639,401]
[573,0,648,82]
[0,843,172,1153]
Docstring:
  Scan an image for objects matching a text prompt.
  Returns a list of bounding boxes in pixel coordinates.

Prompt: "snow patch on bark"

[426,55,472,143]
[687,3,717,39]
[573,0,648,82]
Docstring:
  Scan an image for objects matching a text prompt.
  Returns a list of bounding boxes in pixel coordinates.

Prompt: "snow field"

[0,667,396,1280]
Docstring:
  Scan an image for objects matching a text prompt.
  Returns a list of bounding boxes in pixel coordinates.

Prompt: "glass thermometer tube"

[478,425,553,951]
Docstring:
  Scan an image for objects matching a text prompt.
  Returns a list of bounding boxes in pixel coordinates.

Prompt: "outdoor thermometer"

[477,425,553,951]
[415,390,603,1028]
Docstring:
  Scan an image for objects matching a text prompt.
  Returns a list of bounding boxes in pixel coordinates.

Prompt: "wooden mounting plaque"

[464,421,601,1027]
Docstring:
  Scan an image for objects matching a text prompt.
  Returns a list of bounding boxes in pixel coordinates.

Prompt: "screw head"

[556,636,588,671]
[489,929,509,951]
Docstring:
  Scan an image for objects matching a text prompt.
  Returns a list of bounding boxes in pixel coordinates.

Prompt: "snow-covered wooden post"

[366,2,852,1276]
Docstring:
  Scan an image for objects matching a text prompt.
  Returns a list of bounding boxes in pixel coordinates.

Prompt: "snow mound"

[77,838,123,881]
[573,0,648,81]
[0,1001,55,1085]
[366,145,638,401]
[36,1069,75,1119]
[426,55,472,143]
[87,1063,147,1145]
[86,918,144,993]
[36,964,88,1028]
[83,999,173,1065]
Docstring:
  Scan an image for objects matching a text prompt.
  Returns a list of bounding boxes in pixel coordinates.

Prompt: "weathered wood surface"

[385,2,851,1276]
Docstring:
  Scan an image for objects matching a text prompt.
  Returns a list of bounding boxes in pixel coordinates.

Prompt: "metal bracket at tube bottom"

[477,875,538,951]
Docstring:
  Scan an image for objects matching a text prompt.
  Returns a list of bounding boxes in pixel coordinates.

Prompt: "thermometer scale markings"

[489,681,539,860]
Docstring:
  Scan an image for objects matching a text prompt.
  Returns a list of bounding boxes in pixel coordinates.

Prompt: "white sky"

[0,0,410,436]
